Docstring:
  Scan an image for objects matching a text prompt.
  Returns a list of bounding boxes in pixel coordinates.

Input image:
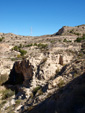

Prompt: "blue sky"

[0,0,85,36]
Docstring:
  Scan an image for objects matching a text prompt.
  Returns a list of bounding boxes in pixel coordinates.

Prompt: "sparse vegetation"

[2,89,15,100]
[12,45,27,56]
[55,68,60,74]
[74,34,85,42]
[0,37,5,42]
[36,89,43,96]
[33,86,41,95]
[19,49,27,56]
[37,43,48,49]
[0,100,6,108]
[15,99,21,105]
[69,29,81,36]
[50,40,55,43]
[63,38,72,42]
[73,73,78,77]
[25,44,33,47]
[70,29,74,33]
[12,45,19,51]
[25,43,48,49]
[74,32,81,36]
[57,79,65,88]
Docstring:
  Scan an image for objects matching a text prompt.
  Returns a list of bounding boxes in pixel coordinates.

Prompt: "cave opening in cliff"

[3,67,25,85]
[3,72,25,85]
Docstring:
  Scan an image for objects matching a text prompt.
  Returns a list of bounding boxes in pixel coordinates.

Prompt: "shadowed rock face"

[4,59,33,86]
[59,55,63,65]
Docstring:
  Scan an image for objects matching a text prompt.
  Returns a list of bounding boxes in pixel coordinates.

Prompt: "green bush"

[63,39,67,42]
[12,44,23,51]
[74,34,85,42]
[37,43,48,49]
[19,49,27,56]
[75,37,85,42]
[12,45,27,56]
[25,43,48,50]
[12,46,19,51]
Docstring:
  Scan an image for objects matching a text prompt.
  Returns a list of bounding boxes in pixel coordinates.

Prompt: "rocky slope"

[0,25,85,113]
[54,24,85,36]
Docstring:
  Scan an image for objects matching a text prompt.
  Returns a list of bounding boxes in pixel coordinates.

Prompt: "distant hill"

[54,24,85,36]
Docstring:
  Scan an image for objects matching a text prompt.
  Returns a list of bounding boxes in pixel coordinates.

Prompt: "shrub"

[12,46,19,51]
[33,86,41,95]
[63,39,72,42]
[25,44,33,47]
[19,44,23,48]
[15,99,21,105]
[12,44,23,51]
[25,43,48,50]
[34,43,37,46]
[17,54,21,58]
[74,33,81,36]
[74,34,85,42]
[73,73,78,77]
[2,89,15,100]
[50,40,55,43]
[0,37,5,42]
[12,45,27,56]
[19,49,27,56]
[36,89,43,96]
[57,79,65,88]
[70,29,74,33]
[63,39,67,42]
[55,68,60,74]
[37,43,48,49]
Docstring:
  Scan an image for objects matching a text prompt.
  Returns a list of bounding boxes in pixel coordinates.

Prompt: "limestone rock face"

[5,59,33,86]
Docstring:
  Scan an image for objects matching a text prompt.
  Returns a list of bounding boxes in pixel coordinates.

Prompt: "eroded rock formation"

[4,59,33,86]
[59,55,63,65]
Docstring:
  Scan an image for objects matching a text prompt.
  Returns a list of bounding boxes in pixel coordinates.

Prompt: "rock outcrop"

[55,25,85,36]
[4,59,33,86]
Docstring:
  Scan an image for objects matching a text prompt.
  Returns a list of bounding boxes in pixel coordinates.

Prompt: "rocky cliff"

[4,59,33,87]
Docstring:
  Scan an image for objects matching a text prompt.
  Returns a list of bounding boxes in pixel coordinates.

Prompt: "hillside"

[54,24,85,36]
[0,25,85,113]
